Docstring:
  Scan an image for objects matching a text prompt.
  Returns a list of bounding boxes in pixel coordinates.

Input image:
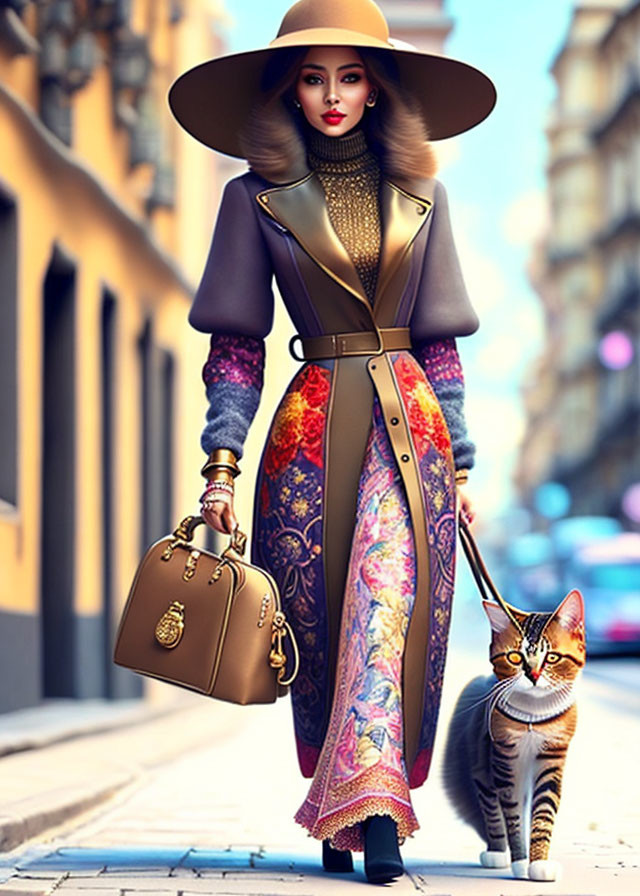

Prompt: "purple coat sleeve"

[190,176,274,460]
[189,176,275,338]
[410,180,479,342]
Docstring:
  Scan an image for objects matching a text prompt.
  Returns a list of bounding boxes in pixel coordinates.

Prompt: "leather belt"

[289,327,412,361]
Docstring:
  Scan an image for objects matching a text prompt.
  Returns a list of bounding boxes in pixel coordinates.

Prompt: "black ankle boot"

[363,815,404,884]
[322,838,354,873]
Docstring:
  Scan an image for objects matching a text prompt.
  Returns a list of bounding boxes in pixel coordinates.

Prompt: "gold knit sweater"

[306,128,381,305]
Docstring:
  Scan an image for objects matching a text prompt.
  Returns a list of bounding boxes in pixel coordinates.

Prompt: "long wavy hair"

[239,47,437,184]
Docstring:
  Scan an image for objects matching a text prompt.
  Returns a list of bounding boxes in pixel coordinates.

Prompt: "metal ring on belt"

[288,327,412,361]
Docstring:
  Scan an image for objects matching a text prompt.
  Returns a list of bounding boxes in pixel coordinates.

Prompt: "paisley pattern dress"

[252,348,458,849]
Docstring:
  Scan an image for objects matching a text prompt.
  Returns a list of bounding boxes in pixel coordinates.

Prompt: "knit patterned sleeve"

[200,332,266,461]
[411,337,475,471]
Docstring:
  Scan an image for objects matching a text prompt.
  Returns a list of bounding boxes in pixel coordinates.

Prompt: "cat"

[442,589,586,882]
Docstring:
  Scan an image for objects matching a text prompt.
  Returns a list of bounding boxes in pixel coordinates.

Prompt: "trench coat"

[189,168,478,788]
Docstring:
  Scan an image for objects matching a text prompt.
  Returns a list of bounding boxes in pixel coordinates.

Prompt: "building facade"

[0,0,228,712]
[516,0,640,523]
[593,0,640,515]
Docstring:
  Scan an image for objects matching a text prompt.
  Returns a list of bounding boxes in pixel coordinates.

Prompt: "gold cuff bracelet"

[200,448,241,479]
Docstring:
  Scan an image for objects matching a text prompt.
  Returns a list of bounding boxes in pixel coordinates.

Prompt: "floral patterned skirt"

[253,354,457,850]
[294,398,420,851]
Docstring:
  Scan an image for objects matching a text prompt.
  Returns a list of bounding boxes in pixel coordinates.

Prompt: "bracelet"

[455,469,469,485]
[200,448,240,479]
[203,463,239,480]
[206,468,235,487]
[202,491,232,508]
[207,478,234,493]
[200,480,234,503]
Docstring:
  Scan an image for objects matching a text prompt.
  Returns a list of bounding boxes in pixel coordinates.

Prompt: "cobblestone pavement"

[0,644,638,895]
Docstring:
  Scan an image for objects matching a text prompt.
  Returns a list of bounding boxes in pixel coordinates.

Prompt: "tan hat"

[168,0,496,157]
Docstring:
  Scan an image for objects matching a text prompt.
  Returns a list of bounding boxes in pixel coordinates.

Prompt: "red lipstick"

[322,111,346,125]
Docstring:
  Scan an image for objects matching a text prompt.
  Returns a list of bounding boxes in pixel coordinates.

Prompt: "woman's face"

[295,46,375,137]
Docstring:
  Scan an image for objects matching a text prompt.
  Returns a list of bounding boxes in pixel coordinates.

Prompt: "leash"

[458,516,524,634]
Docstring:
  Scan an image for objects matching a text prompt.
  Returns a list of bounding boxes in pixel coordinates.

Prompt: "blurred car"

[550,515,624,565]
[567,533,640,656]
[502,516,625,615]
[503,532,560,612]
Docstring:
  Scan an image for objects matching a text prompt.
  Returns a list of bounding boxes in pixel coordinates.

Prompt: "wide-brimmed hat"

[168,0,496,157]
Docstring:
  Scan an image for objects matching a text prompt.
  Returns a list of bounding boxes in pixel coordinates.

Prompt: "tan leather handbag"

[113,515,299,704]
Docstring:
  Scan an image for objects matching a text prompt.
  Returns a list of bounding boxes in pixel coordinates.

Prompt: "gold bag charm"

[269,611,287,677]
[155,600,185,649]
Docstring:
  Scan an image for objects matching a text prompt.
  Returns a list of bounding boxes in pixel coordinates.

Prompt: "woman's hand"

[200,480,238,535]
[457,485,475,527]
[201,496,238,535]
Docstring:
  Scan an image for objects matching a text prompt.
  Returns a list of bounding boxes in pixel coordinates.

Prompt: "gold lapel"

[373,180,433,313]
[255,173,434,318]
[255,173,369,307]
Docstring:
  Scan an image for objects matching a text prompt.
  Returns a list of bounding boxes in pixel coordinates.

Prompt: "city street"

[2,3,640,896]
[0,628,638,896]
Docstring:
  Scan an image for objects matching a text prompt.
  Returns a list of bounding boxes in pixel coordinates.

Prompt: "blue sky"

[219,1,576,516]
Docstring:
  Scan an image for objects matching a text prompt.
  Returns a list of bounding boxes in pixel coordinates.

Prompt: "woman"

[169,0,495,884]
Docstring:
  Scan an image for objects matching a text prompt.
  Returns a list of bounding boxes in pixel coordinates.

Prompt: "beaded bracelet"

[202,491,232,509]
[207,479,234,493]
[200,479,234,503]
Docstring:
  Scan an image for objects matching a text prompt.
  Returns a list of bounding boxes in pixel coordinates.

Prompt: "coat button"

[391,417,399,425]
[401,453,410,462]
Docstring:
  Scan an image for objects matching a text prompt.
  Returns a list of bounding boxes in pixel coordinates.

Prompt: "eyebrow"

[300,63,365,72]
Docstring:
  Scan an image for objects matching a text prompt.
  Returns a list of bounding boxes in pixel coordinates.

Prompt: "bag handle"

[171,514,204,542]
[172,515,247,554]
[458,516,524,635]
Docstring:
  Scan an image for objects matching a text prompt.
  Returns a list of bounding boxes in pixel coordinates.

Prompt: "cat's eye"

[546,652,561,664]
[506,651,523,665]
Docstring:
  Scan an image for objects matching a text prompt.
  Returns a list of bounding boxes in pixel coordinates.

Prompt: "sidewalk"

[0,695,243,853]
[0,700,179,759]
[0,648,638,895]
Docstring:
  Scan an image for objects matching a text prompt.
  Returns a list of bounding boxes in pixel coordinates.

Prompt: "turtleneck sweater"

[306,128,381,305]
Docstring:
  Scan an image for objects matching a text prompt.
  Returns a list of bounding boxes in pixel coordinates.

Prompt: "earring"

[293,98,301,109]
[366,92,377,108]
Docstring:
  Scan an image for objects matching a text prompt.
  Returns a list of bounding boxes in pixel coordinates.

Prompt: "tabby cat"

[443,590,585,882]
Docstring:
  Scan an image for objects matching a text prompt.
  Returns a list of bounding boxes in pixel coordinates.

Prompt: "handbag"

[113,514,299,704]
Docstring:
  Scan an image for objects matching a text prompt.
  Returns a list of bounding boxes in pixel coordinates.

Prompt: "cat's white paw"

[528,859,561,881]
[480,850,510,868]
[511,859,529,879]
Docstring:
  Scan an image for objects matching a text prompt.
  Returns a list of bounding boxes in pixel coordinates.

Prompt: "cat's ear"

[483,600,512,634]
[552,589,585,633]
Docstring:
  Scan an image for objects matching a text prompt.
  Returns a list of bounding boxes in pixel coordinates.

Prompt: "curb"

[0,774,131,853]
[0,699,239,855]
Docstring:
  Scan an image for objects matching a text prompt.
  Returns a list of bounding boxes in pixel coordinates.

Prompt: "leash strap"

[458,517,524,633]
